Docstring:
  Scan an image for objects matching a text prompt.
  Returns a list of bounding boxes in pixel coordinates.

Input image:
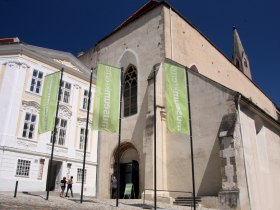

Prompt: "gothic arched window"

[124,65,137,117]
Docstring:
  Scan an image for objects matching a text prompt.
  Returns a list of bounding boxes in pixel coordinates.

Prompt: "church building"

[79,1,280,209]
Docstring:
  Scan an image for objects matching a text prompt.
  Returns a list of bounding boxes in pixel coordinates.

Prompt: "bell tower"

[232,26,252,79]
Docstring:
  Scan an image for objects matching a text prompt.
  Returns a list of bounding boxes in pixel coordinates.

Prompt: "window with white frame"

[82,90,89,110]
[16,159,31,177]
[59,81,71,104]
[77,168,87,183]
[51,118,67,145]
[30,70,43,94]
[22,112,37,139]
[79,128,89,150]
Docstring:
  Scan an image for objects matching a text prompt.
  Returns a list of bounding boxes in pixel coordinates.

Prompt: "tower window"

[244,58,248,68]
[235,60,240,69]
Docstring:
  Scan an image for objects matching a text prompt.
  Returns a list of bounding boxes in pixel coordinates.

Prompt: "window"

[124,65,137,117]
[82,90,89,110]
[77,168,87,183]
[30,70,43,94]
[59,81,71,104]
[79,128,88,150]
[16,159,31,177]
[22,112,37,139]
[244,58,248,68]
[37,159,45,180]
[51,118,67,145]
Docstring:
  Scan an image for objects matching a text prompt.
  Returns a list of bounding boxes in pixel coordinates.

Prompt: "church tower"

[232,26,252,79]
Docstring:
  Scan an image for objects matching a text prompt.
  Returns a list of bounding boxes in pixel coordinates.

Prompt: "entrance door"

[119,160,139,198]
[46,160,62,191]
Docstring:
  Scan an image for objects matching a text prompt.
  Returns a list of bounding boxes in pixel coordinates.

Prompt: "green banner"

[92,64,121,132]
[165,62,189,134]
[39,71,61,134]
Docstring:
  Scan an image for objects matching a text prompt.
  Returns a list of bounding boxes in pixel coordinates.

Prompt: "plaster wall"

[163,7,277,120]
[239,108,280,210]
[165,70,236,197]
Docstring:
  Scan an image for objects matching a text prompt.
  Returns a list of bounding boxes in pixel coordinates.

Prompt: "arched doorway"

[112,142,139,199]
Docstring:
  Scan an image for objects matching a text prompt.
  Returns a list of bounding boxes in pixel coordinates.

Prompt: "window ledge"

[75,149,90,154]
[79,108,93,114]
[15,175,30,178]
[17,137,37,143]
[46,143,67,149]
[25,90,41,97]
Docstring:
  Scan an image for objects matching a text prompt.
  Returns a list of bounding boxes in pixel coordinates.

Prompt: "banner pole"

[185,68,196,210]
[153,66,157,210]
[116,67,123,207]
[46,68,64,200]
[80,68,94,203]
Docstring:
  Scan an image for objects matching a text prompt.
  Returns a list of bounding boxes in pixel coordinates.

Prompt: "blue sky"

[1,0,279,107]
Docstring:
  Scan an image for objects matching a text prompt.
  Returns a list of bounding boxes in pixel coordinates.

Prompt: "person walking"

[111,175,117,199]
[60,177,67,197]
[65,176,74,197]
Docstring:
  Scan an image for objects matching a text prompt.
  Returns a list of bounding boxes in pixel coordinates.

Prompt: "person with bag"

[60,177,67,197]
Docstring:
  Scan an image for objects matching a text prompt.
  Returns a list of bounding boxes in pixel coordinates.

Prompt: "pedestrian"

[111,175,117,199]
[65,176,74,197]
[60,177,67,197]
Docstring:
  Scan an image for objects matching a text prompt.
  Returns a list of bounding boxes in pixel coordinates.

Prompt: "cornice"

[0,146,97,166]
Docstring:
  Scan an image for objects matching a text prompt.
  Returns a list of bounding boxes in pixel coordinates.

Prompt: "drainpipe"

[237,93,252,210]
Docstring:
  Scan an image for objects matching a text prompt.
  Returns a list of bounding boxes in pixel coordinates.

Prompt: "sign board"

[124,183,133,198]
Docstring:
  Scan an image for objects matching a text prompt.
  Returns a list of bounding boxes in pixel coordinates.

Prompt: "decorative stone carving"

[53,59,81,72]
[3,60,30,69]
[17,139,37,150]
[73,84,81,89]
[47,144,68,154]
[58,105,72,119]
[22,100,40,113]
[77,117,92,126]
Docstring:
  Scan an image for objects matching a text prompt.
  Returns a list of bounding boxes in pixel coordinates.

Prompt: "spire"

[232,26,252,79]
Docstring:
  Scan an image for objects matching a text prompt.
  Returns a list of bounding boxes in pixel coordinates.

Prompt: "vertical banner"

[92,64,121,132]
[164,61,190,134]
[39,71,61,134]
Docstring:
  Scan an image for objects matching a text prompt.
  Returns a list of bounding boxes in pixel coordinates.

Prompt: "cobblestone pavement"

[0,192,218,210]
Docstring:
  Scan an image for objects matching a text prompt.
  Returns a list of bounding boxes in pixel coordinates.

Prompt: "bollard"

[14,181,18,198]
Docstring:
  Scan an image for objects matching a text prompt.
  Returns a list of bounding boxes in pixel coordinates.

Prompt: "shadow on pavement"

[22,191,45,200]
[65,198,100,204]
[120,203,154,209]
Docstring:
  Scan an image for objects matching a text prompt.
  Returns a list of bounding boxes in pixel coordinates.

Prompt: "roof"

[0,41,94,82]
[113,0,160,32]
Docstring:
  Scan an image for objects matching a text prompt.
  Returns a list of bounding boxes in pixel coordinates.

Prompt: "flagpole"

[46,68,64,200]
[116,67,123,207]
[80,68,93,203]
[152,66,158,209]
[185,68,196,210]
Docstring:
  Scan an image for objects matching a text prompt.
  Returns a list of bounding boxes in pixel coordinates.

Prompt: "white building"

[0,38,98,196]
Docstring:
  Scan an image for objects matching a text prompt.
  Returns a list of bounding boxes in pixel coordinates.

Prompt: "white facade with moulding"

[0,41,98,196]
